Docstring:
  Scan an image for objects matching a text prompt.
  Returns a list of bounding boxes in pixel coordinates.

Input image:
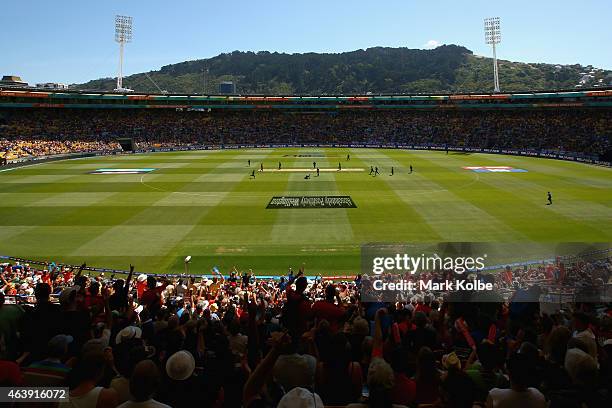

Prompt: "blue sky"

[2,0,611,85]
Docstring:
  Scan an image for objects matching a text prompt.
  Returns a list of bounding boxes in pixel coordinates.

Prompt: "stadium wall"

[135,143,611,166]
[2,144,608,170]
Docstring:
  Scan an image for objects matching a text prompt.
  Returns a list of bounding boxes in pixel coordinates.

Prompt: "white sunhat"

[115,326,142,345]
[166,350,195,381]
[137,274,148,283]
[277,387,324,408]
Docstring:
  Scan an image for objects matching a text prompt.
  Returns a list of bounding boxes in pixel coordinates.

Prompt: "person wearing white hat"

[159,350,224,407]
[115,326,143,345]
[136,274,148,299]
[165,350,195,381]
[277,387,324,408]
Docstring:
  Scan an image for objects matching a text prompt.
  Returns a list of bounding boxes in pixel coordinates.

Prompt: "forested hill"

[76,45,611,94]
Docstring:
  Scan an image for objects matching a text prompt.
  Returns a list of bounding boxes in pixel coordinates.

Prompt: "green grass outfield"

[0,148,610,275]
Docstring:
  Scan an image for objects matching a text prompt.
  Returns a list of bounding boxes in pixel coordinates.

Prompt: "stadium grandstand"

[1,87,611,166]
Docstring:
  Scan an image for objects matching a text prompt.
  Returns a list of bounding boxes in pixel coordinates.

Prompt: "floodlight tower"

[484,17,501,93]
[115,15,133,92]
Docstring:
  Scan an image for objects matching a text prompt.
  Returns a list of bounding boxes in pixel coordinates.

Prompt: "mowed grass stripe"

[446,153,612,231]
[268,149,353,244]
[338,149,443,242]
[162,150,278,273]
[419,152,611,241]
[481,153,612,204]
[451,154,612,237]
[2,151,222,269]
[372,149,527,241]
[69,150,245,271]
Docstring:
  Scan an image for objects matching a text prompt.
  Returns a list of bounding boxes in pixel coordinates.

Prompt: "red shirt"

[415,303,431,315]
[141,283,168,310]
[0,360,23,385]
[397,320,415,336]
[62,271,73,283]
[84,294,104,309]
[286,286,312,333]
[136,281,147,299]
[312,300,345,332]
[391,372,416,406]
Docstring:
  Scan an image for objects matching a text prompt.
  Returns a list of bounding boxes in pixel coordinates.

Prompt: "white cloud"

[423,40,442,49]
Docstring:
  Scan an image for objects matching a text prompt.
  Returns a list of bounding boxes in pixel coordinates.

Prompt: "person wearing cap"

[136,274,148,299]
[23,334,72,385]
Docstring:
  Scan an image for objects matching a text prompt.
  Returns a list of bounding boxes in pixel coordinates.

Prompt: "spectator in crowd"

[0,253,610,407]
[61,351,118,408]
[21,282,62,363]
[0,291,25,361]
[117,360,171,408]
[465,341,510,401]
[22,334,72,386]
[486,352,546,408]
[1,108,609,161]
[311,283,346,333]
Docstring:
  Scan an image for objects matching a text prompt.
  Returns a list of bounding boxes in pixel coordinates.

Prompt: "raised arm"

[372,307,386,358]
[125,264,134,290]
[75,262,87,279]
[243,332,290,406]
